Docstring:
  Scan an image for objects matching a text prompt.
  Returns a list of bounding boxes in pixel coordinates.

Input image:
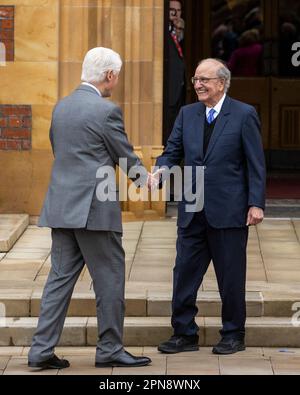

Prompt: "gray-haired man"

[28,47,151,370]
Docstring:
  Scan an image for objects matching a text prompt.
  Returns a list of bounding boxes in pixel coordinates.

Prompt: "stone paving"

[1,346,300,375]
[0,219,299,287]
[0,218,300,374]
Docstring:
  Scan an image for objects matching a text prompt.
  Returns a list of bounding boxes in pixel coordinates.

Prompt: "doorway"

[163,0,300,199]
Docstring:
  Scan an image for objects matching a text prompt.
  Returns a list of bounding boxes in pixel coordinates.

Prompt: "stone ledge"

[0,316,300,347]
[0,317,87,347]
[147,290,263,317]
[0,214,29,252]
[205,317,300,347]
[262,291,300,317]
[1,289,299,318]
[30,289,147,317]
[0,289,31,317]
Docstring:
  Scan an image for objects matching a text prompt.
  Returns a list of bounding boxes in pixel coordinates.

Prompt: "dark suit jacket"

[156,96,266,229]
[168,34,186,108]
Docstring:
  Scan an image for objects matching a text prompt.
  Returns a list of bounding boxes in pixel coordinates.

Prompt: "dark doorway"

[163,0,300,199]
[163,0,204,146]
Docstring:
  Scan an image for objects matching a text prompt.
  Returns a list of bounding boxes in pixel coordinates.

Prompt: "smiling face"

[193,60,226,107]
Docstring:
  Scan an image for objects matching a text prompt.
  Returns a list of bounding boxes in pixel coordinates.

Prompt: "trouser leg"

[172,212,212,336]
[207,225,249,340]
[74,229,125,362]
[28,229,84,362]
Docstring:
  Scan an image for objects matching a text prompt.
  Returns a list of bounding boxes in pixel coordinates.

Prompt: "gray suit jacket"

[39,84,144,233]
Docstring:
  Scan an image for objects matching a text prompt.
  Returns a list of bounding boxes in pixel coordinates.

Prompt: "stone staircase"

[1,284,300,347]
[0,214,300,348]
[0,214,29,252]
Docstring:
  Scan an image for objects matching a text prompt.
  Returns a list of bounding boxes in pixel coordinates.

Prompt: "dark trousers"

[172,211,248,340]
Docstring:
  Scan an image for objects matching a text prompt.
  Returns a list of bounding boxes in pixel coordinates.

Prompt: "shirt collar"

[206,93,226,117]
[81,82,102,97]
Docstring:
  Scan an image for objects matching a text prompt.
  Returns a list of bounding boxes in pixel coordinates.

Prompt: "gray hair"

[81,47,122,84]
[217,65,231,92]
[198,58,231,92]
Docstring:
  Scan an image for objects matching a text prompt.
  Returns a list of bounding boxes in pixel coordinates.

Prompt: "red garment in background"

[228,43,263,77]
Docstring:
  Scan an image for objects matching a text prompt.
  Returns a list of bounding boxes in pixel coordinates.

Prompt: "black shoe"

[28,354,70,370]
[212,338,245,355]
[95,351,151,368]
[158,335,199,354]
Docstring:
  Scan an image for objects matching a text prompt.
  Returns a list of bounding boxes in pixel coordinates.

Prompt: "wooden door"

[165,0,300,170]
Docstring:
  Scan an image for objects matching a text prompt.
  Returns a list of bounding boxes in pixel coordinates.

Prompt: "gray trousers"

[28,228,125,363]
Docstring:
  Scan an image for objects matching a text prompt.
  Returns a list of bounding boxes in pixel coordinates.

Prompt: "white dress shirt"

[205,94,226,121]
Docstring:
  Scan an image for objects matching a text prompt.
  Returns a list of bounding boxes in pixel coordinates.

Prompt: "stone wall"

[0,0,164,217]
[0,5,14,61]
[0,105,32,150]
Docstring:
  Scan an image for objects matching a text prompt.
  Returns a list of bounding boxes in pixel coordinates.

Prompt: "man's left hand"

[246,206,264,226]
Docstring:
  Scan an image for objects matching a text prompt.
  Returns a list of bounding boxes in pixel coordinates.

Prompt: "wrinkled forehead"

[195,61,222,76]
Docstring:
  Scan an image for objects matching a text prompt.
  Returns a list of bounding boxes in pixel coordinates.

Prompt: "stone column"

[59,0,165,219]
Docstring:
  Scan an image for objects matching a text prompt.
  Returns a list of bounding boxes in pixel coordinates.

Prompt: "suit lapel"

[193,103,206,159]
[204,96,231,161]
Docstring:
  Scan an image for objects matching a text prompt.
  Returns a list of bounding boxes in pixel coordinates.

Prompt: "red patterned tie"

[171,32,183,58]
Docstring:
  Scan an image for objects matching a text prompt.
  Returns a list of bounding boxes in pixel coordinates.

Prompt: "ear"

[106,70,113,81]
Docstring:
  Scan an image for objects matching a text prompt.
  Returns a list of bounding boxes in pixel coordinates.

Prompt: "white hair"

[81,47,122,84]
[216,65,231,92]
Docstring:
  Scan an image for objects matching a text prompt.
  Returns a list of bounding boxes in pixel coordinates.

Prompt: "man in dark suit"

[165,0,186,145]
[156,58,266,355]
[28,47,151,370]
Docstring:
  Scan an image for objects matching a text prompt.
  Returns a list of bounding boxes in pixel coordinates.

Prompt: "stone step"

[265,199,300,218]
[167,201,300,218]
[0,214,29,252]
[0,316,299,347]
[0,289,299,318]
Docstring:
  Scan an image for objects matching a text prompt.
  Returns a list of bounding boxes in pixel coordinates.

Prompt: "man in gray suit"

[28,47,151,370]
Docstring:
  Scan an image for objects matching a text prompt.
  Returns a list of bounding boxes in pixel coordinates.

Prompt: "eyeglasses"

[170,8,181,16]
[191,76,222,85]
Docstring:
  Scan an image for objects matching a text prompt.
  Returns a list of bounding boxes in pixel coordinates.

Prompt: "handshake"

[146,169,165,191]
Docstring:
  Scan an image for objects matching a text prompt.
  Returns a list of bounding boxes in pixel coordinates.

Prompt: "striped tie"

[207,108,216,124]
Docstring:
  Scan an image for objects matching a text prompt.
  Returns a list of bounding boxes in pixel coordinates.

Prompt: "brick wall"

[0,5,14,61]
[0,105,32,150]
